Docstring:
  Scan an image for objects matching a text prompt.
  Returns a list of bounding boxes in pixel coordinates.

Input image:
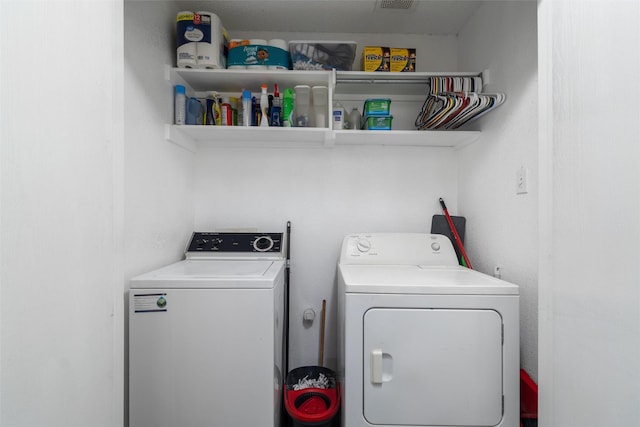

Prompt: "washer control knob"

[431,242,441,251]
[253,236,274,252]
[356,238,371,253]
[210,238,222,250]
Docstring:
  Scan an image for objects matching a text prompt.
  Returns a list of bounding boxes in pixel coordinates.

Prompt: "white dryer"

[129,232,286,427]
[337,233,519,427]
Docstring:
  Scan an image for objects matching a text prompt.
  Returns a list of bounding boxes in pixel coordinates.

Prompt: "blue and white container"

[176,11,197,68]
[176,11,228,69]
[227,39,291,70]
[174,85,186,125]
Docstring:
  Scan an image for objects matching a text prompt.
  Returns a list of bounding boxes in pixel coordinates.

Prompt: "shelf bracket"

[165,124,197,153]
[482,68,491,88]
[324,130,336,148]
[329,69,337,91]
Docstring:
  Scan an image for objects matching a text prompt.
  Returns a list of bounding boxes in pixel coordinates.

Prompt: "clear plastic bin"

[289,41,357,71]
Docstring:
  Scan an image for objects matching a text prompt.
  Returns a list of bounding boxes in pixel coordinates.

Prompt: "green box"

[363,98,391,116]
[363,115,393,130]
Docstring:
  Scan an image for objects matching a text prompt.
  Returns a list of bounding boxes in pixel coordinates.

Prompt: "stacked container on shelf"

[362,98,393,130]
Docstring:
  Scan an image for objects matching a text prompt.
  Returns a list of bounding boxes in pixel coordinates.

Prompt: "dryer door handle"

[370,349,393,384]
[371,349,383,384]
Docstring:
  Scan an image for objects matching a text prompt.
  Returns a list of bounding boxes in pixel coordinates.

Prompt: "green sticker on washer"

[156,296,167,308]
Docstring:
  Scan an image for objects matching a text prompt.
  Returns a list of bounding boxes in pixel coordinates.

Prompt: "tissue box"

[289,40,357,71]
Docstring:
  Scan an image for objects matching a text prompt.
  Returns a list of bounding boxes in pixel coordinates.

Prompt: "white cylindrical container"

[176,11,197,68]
[268,39,288,69]
[294,85,311,127]
[174,85,187,125]
[196,11,227,69]
[268,39,287,50]
[348,107,362,130]
[312,86,328,128]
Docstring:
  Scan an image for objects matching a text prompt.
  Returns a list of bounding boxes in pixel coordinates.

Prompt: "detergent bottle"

[282,88,294,127]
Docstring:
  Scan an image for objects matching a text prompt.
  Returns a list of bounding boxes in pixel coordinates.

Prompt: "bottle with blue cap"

[242,89,252,126]
[174,85,186,125]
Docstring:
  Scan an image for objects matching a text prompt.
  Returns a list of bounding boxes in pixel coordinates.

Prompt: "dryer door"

[363,308,503,426]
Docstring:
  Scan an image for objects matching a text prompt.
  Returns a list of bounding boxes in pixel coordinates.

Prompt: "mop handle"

[439,198,473,269]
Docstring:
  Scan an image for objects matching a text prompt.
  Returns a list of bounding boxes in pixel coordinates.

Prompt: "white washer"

[129,232,286,427]
[337,233,519,427]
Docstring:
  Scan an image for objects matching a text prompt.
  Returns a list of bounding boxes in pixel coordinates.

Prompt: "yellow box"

[363,46,390,72]
[390,48,416,72]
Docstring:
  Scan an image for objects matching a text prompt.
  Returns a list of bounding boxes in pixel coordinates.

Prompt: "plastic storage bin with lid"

[363,98,391,116]
[289,40,357,71]
[362,115,393,130]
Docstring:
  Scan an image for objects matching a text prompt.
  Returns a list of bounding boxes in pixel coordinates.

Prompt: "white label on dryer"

[133,293,167,313]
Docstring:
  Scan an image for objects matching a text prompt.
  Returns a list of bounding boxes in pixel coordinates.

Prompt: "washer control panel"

[186,232,283,254]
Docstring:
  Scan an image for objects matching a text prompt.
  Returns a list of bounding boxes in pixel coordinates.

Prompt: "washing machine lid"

[130,259,285,289]
[339,264,518,295]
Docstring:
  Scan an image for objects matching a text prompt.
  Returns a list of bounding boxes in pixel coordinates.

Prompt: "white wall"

[120,0,462,409]
[126,2,536,378]
[457,1,539,380]
[538,1,640,425]
[0,1,124,426]
[230,30,459,74]
[124,1,196,277]
[123,1,200,423]
[194,145,458,368]
[187,28,461,369]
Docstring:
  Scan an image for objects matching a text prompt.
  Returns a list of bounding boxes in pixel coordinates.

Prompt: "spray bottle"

[260,84,269,127]
[205,92,221,125]
[282,88,294,127]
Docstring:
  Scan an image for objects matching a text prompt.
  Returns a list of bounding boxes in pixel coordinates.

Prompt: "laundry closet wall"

[193,29,460,370]
[1,1,125,426]
[124,1,195,277]
[123,1,539,373]
[193,6,538,373]
[456,2,539,381]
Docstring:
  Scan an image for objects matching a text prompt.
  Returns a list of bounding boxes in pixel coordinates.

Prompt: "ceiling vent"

[378,0,415,10]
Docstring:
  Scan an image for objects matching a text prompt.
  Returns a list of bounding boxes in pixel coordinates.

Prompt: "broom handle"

[319,299,326,367]
[439,198,473,269]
